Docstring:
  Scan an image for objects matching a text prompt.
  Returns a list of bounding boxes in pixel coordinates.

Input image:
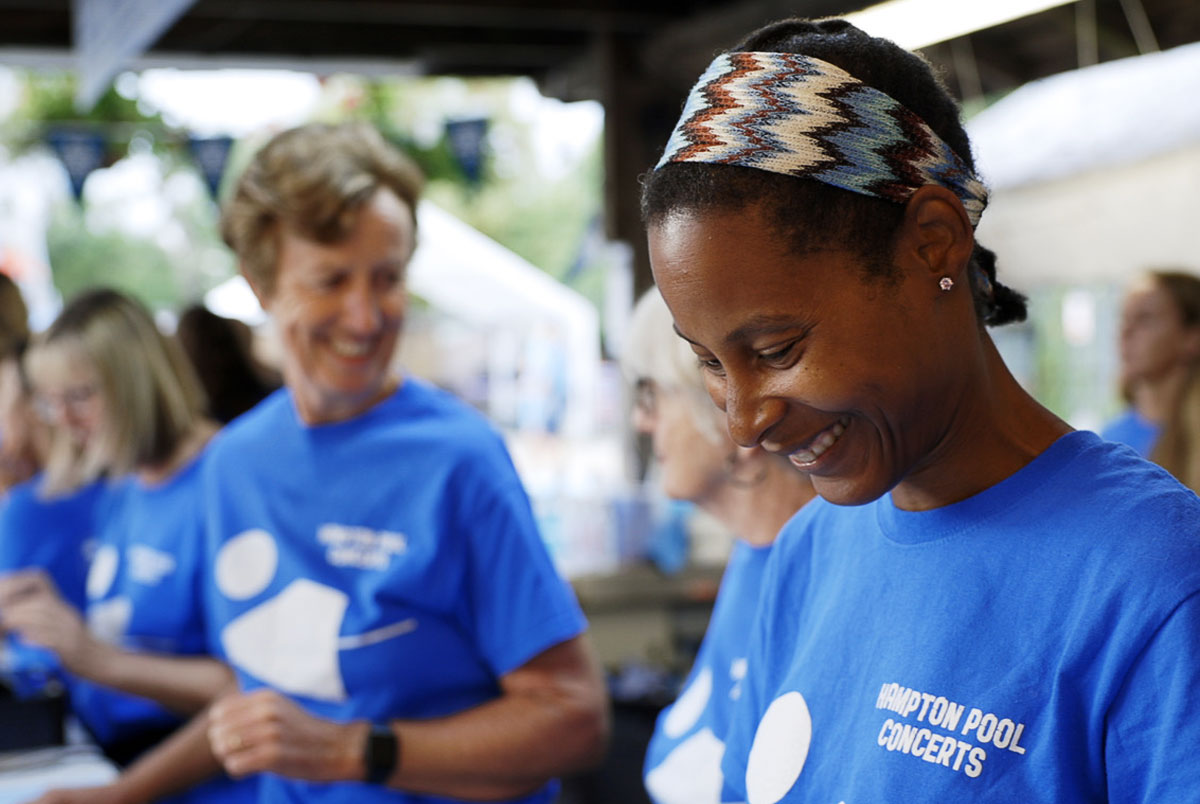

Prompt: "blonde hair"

[26,289,207,495]
[220,122,424,298]
[621,286,726,445]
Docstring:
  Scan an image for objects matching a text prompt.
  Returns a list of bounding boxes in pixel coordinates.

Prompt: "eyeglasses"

[33,384,99,422]
[633,377,658,416]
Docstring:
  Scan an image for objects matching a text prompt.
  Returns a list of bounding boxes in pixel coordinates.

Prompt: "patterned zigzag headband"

[656,51,989,227]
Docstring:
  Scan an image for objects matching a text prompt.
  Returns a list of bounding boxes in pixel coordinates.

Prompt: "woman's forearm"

[378,635,609,799]
[208,635,610,799]
[76,642,235,716]
[117,707,225,803]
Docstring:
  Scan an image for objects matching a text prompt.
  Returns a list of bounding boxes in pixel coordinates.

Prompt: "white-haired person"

[623,287,815,804]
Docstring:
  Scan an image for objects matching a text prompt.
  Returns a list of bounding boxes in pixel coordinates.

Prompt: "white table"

[0,745,118,803]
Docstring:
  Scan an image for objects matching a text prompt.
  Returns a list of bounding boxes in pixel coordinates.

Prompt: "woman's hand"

[208,688,367,782]
[0,570,103,673]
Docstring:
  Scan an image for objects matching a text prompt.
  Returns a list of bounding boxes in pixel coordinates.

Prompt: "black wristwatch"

[363,723,399,784]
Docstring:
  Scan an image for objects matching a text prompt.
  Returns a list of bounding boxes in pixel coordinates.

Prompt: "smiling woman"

[67,122,608,804]
[641,16,1200,804]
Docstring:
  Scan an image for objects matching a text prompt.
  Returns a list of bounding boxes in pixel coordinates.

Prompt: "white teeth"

[789,418,848,468]
[331,339,370,358]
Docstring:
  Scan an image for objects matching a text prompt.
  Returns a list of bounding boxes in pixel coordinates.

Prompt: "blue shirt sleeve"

[1105,590,1200,803]
[458,474,585,677]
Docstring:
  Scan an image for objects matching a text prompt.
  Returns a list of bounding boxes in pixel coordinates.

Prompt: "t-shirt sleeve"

[1105,590,1200,803]
[457,468,586,677]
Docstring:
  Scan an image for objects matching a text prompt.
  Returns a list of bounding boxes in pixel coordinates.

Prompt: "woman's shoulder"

[1055,430,1198,521]
[0,475,109,524]
[387,377,513,457]
[206,387,290,446]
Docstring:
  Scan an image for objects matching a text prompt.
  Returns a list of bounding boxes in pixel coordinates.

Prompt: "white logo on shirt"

[730,657,748,701]
[663,666,713,738]
[86,544,119,600]
[215,529,420,702]
[317,523,407,569]
[127,544,177,586]
[87,596,132,643]
[873,682,1027,780]
[645,727,725,804]
[745,691,813,804]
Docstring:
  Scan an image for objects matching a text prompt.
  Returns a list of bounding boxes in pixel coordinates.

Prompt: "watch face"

[366,725,398,784]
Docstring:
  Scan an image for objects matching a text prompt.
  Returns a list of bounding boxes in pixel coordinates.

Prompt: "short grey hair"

[621,286,726,445]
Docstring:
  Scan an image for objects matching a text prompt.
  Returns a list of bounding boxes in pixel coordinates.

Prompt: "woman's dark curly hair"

[641,17,1026,326]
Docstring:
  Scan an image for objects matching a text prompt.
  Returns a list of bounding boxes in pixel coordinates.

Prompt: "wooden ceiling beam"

[185,0,675,35]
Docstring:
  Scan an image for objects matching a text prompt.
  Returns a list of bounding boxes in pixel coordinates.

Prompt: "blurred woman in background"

[0,289,253,802]
[623,287,814,804]
[1102,270,1200,462]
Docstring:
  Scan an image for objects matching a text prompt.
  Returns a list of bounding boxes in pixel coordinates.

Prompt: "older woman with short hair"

[47,122,608,804]
[211,121,607,802]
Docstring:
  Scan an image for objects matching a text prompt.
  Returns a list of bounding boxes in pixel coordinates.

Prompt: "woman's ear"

[894,185,975,282]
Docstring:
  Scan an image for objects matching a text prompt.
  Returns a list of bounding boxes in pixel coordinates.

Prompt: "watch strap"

[364,723,399,785]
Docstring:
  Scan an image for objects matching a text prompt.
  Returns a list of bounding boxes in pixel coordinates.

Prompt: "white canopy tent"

[206,200,601,435]
[967,41,1200,288]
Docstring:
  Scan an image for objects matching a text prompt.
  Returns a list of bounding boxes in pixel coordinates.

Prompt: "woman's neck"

[1131,368,1189,425]
[893,335,1072,512]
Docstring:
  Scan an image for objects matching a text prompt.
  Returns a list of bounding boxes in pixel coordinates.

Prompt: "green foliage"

[45,203,181,310]
[5,71,170,160]
[13,69,605,318]
[1025,284,1124,426]
[306,73,609,307]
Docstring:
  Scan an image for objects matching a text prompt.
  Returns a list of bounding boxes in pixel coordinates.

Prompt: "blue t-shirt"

[1099,409,1159,457]
[0,477,105,696]
[644,540,772,804]
[0,476,105,610]
[720,431,1200,804]
[73,452,254,803]
[201,380,587,804]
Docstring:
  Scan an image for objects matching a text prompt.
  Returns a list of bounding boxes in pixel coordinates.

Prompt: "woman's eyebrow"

[672,315,808,347]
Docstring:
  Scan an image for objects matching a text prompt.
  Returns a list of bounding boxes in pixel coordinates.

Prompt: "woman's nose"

[723,380,785,448]
[342,281,383,333]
